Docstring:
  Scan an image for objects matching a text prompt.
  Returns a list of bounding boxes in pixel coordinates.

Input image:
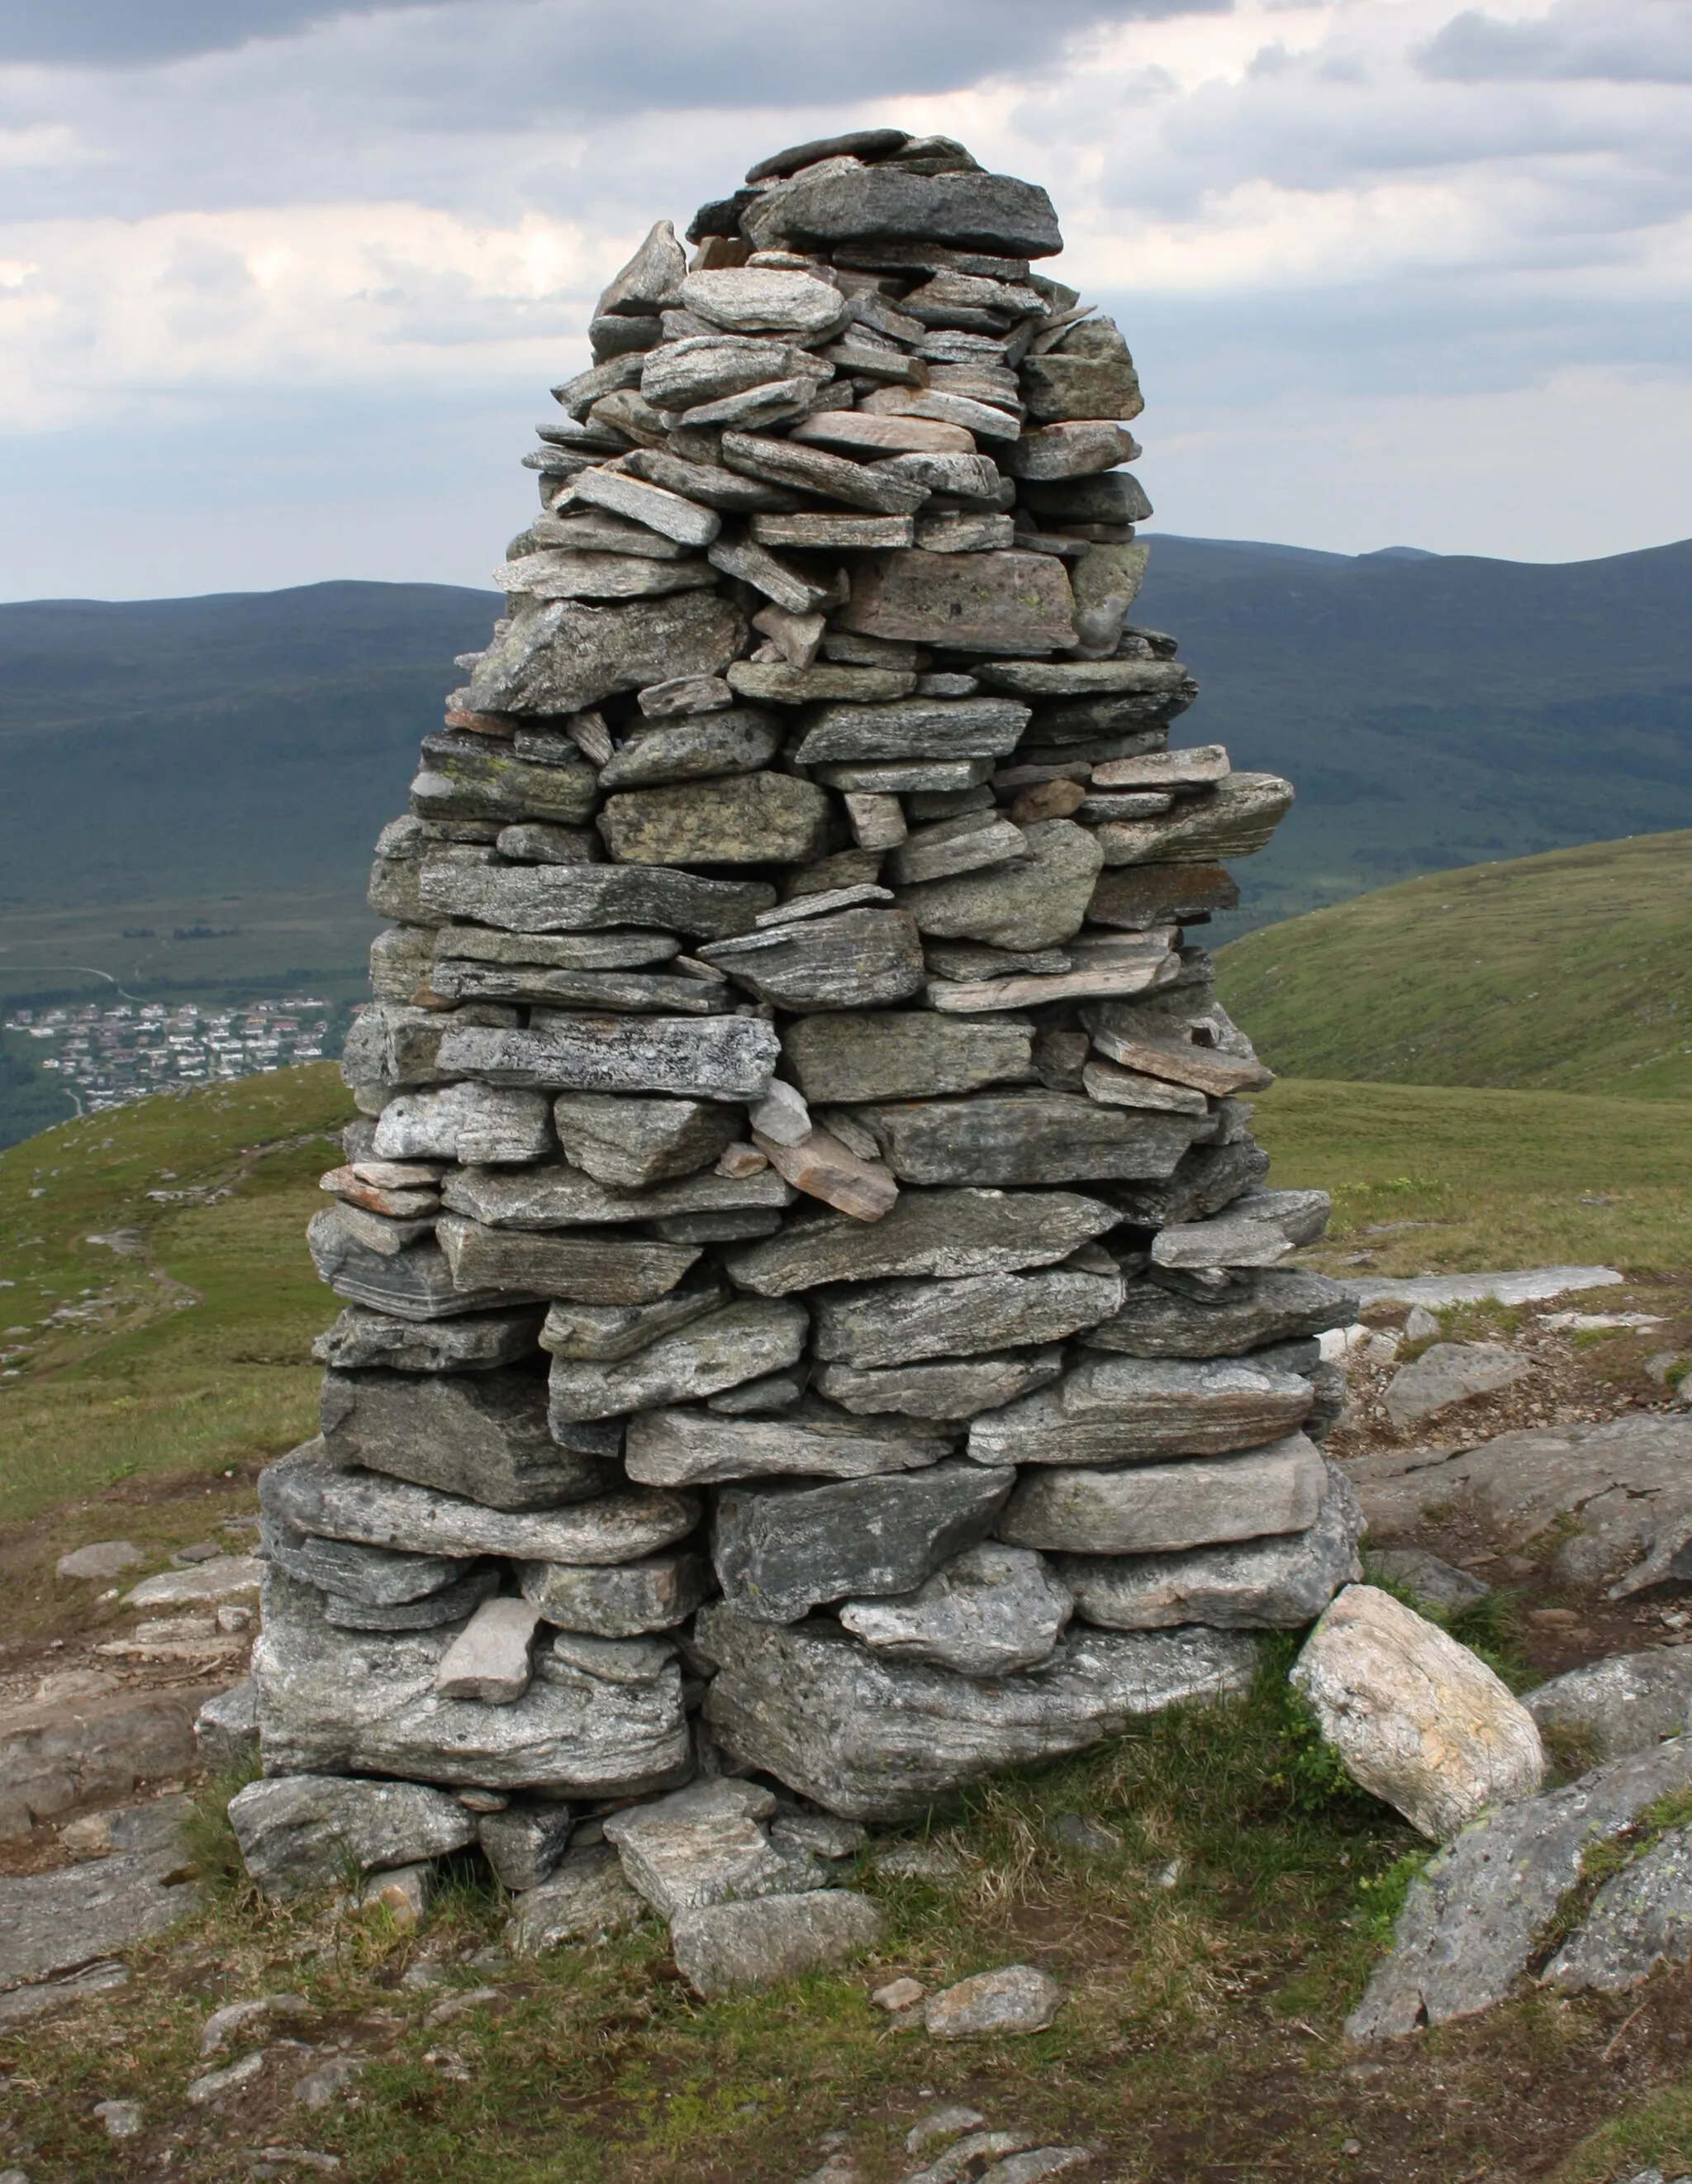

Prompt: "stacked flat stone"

[240,130,1364,1915]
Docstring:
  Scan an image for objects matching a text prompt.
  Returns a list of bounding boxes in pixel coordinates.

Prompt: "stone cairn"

[233,129,1365,1963]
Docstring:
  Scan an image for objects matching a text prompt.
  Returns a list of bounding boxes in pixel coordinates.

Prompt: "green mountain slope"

[1214,831,1692,1098]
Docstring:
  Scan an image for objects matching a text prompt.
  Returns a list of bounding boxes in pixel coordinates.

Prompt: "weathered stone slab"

[604,1778,825,1916]
[1524,1652,1692,1763]
[436,1012,778,1102]
[539,1280,729,1363]
[1087,863,1238,930]
[791,697,1027,765]
[0,1801,197,1991]
[549,1301,808,1421]
[701,908,926,1011]
[308,1209,522,1320]
[440,1163,789,1230]
[1291,1586,1544,1840]
[625,1400,950,1487]
[669,1890,884,1997]
[720,431,928,515]
[411,732,599,826]
[430,959,734,1013]
[521,1554,711,1637]
[420,859,774,940]
[325,1564,501,1632]
[478,1799,577,1891]
[698,1606,1257,1821]
[468,592,745,716]
[724,1187,1118,1295]
[813,758,995,796]
[679,265,850,338]
[597,708,782,789]
[494,549,716,601]
[438,1216,701,1306]
[321,1368,617,1509]
[1002,422,1139,480]
[1383,1341,1532,1430]
[896,818,1101,949]
[740,164,1063,259]
[816,1347,1067,1420]
[998,1435,1328,1555]
[814,1264,1122,1369]
[642,334,813,408]
[600,773,830,866]
[254,1570,691,1796]
[840,1543,1072,1675]
[835,550,1075,654]
[782,1011,1036,1103]
[1082,1269,1358,1358]
[260,1441,700,1564]
[227,1775,475,1897]
[435,1595,544,1703]
[0,1687,197,1841]
[551,1094,739,1189]
[890,817,1029,889]
[713,1463,1015,1621]
[856,1091,1201,1187]
[372,1081,554,1165]
[312,1302,546,1374]
[1020,325,1143,425]
[1057,1462,1362,1630]
[1093,773,1295,866]
[1347,1739,1692,2038]
[1544,1825,1692,1993]
[969,1354,1315,1468]
[261,1511,478,1606]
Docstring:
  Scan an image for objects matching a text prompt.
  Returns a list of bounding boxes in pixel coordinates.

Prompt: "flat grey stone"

[227,1774,474,1897]
[440,1162,790,1231]
[598,708,782,789]
[1383,1342,1532,1430]
[260,1511,478,1608]
[625,1400,950,1487]
[791,697,1027,765]
[701,907,926,1011]
[435,1595,545,1702]
[308,1208,521,1321]
[967,1354,1315,1467]
[924,1963,1062,2038]
[1366,1548,1491,1618]
[1092,772,1294,867]
[0,1805,196,1994]
[539,1279,729,1363]
[553,1094,741,1188]
[260,1439,699,1565]
[1525,1652,1692,1763]
[669,1889,883,1998]
[713,1463,1014,1621]
[504,1844,646,1954]
[642,334,813,409]
[680,265,849,339]
[698,1606,1257,1820]
[430,959,736,1015]
[312,1302,546,1374]
[522,1554,711,1637]
[254,1570,692,1797]
[549,1300,808,1420]
[371,1081,554,1165]
[1082,1269,1359,1358]
[999,1435,1328,1555]
[896,818,1101,949]
[816,1346,1067,1420]
[720,430,928,516]
[1545,1824,1692,1992]
[782,1011,1037,1104]
[478,1801,577,1891]
[468,590,744,715]
[437,1216,703,1305]
[326,1565,502,1632]
[495,548,717,602]
[1057,1461,1362,1629]
[743,163,1062,257]
[55,1541,144,1581]
[411,730,599,826]
[814,1265,1122,1369]
[604,1778,826,1916]
[420,858,774,940]
[723,1187,1118,1296]
[438,1011,779,1102]
[545,1630,677,1685]
[321,1368,618,1510]
[600,772,831,867]
[1347,1738,1692,2039]
[839,1543,1072,1675]
[1347,1416,1692,1596]
[194,1679,260,1771]
[856,1091,1203,1187]
[1348,1268,1623,1309]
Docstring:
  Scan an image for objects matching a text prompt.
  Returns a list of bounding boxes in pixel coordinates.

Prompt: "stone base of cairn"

[232,127,1364,1958]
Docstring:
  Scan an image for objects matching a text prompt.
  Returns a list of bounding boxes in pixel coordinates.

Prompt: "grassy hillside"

[2,536,1689,1002]
[1216,831,1692,1099]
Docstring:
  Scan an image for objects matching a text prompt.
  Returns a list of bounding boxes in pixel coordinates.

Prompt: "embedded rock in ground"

[998,1435,1328,1556]
[320,1368,616,1509]
[1363,1548,1491,1619]
[253,1570,691,1796]
[0,1685,199,1840]
[603,1777,825,1915]
[122,1557,263,1611]
[924,1964,1062,2039]
[0,1798,196,2002]
[226,1774,476,1897]
[1543,1825,1692,1993]
[669,1889,884,1998]
[1345,1416,1692,1596]
[504,1844,646,1955]
[1290,1584,1543,1840]
[698,1605,1257,1820]
[839,1543,1073,1675]
[1381,1342,1532,1430]
[1058,1463,1362,1630]
[1523,1651,1692,1763]
[967,1354,1314,1467]
[712,1463,1014,1622]
[1347,1737,1692,2039]
[56,1541,144,1582]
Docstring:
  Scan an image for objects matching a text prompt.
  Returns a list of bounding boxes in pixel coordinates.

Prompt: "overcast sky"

[2,0,1688,597]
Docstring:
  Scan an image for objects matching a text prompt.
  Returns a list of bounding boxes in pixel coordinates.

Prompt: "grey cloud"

[0,1,419,67]
[1419,2,1692,86]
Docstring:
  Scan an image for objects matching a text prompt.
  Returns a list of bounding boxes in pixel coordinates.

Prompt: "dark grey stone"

[782,1011,1036,1103]
[320,1368,620,1510]
[791,697,1027,765]
[549,1301,809,1421]
[324,1566,502,1631]
[478,1800,577,1891]
[700,908,926,1011]
[839,1542,1073,1674]
[598,708,782,788]
[816,1346,1067,1420]
[1082,1269,1359,1358]
[439,1162,790,1230]
[625,1399,951,1487]
[468,591,745,716]
[855,1091,1202,1186]
[723,1187,1119,1296]
[418,859,775,941]
[259,1511,477,1607]
[539,1279,728,1363]
[521,1553,711,1637]
[742,166,1061,258]
[813,1264,1122,1368]
[227,1774,475,1898]
[307,1208,523,1321]
[311,1302,546,1374]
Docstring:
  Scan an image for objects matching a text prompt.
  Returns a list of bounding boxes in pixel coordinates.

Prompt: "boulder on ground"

[1365,1548,1490,1619]
[1543,1824,1692,1993]
[668,1889,882,1997]
[227,1774,476,1896]
[1523,1650,1692,1763]
[923,1963,1062,2038]
[1381,1341,1531,1429]
[1290,1583,1542,1839]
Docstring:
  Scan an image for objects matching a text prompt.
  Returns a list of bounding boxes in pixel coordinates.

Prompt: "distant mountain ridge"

[0,535,1687,1004]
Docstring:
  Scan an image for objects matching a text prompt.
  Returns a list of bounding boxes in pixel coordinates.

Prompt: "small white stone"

[872,1976,926,2011]
[923,1964,1062,2039]
[185,2048,267,2105]
[92,2099,144,2139]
